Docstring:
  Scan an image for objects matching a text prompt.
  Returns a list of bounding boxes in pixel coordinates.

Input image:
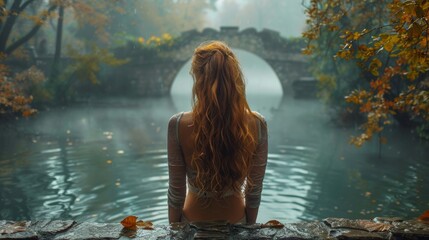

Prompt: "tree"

[303,0,429,146]
[0,0,58,118]
[0,0,57,55]
[107,0,216,44]
[0,0,128,116]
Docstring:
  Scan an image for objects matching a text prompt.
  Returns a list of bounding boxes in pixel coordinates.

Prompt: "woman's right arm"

[245,116,268,224]
[167,113,187,223]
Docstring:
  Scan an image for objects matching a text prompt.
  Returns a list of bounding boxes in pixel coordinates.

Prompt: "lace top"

[167,112,268,209]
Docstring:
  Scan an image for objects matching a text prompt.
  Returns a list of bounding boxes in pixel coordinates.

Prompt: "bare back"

[167,111,268,223]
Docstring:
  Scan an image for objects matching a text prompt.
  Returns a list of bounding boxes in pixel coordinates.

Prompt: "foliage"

[0,63,41,118]
[14,65,50,105]
[303,0,429,146]
[0,0,212,114]
[0,0,131,111]
[115,33,175,50]
[51,44,128,102]
[107,0,216,40]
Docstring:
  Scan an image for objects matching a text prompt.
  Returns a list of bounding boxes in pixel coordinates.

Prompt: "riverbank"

[1,217,428,239]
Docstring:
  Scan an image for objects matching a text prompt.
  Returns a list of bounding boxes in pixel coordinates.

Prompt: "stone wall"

[1,217,428,239]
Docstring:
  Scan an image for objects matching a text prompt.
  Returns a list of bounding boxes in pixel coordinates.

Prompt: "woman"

[167,41,268,224]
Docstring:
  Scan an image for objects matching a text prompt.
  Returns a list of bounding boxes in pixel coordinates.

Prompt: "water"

[0,95,428,224]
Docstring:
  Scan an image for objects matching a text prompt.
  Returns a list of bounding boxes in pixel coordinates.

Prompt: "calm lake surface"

[0,95,428,224]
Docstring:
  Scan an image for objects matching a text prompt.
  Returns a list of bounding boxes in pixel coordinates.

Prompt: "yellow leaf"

[369,58,382,76]
[353,32,361,40]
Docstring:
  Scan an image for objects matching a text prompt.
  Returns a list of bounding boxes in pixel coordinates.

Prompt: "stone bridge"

[108,26,312,97]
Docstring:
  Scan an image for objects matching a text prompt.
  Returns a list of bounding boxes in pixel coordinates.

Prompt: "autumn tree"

[0,0,130,116]
[45,1,129,103]
[0,0,59,118]
[303,0,429,145]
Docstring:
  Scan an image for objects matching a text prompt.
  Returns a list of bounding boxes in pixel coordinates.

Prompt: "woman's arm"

[245,116,268,224]
[167,113,187,223]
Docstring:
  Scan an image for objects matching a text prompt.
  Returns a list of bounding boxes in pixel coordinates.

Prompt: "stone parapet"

[1,218,428,239]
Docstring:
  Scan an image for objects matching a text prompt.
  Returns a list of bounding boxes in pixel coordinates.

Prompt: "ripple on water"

[259,141,322,222]
[0,98,428,224]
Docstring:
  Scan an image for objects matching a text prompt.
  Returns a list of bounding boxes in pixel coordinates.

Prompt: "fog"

[2,0,429,227]
[206,0,306,37]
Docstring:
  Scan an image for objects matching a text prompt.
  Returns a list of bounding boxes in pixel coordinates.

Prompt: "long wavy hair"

[190,41,258,199]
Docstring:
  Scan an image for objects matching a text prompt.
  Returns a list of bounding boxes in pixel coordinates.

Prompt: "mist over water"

[1,53,428,224]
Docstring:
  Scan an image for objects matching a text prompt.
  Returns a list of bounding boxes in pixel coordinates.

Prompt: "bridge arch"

[171,48,283,95]
[171,48,284,114]
[110,27,310,97]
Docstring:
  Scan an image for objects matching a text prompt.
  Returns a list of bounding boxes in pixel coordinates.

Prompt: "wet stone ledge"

[0,217,428,240]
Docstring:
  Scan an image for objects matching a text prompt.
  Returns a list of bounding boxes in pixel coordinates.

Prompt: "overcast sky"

[205,0,306,38]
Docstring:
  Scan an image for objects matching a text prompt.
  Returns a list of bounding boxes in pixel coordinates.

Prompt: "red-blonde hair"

[190,41,258,198]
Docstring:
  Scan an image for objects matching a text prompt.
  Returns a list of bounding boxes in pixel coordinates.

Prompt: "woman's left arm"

[167,114,187,223]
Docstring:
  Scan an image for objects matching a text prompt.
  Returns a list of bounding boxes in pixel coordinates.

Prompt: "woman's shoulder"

[251,111,267,125]
[251,111,268,142]
[168,112,192,126]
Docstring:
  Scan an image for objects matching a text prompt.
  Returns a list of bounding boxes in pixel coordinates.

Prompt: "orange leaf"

[261,220,284,228]
[136,220,154,230]
[418,210,429,221]
[22,109,35,117]
[121,216,137,228]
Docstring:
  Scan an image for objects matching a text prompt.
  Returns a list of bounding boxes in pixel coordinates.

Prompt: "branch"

[5,4,57,55]
[18,0,36,12]
[0,0,7,30]
[0,0,22,52]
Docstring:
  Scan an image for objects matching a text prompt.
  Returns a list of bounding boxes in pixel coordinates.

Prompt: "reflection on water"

[0,96,428,224]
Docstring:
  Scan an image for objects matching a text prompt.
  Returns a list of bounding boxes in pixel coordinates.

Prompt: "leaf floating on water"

[0,221,27,234]
[121,216,137,229]
[418,210,429,221]
[136,220,154,230]
[261,220,284,228]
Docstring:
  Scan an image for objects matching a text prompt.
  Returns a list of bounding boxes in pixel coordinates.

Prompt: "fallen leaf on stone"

[120,216,154,230]
[356,220,391,232]
[418,210,429,221]
[261,220,284,228]
[136,220,154,230]
[0,222,27,234]
[121,216,137,229]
